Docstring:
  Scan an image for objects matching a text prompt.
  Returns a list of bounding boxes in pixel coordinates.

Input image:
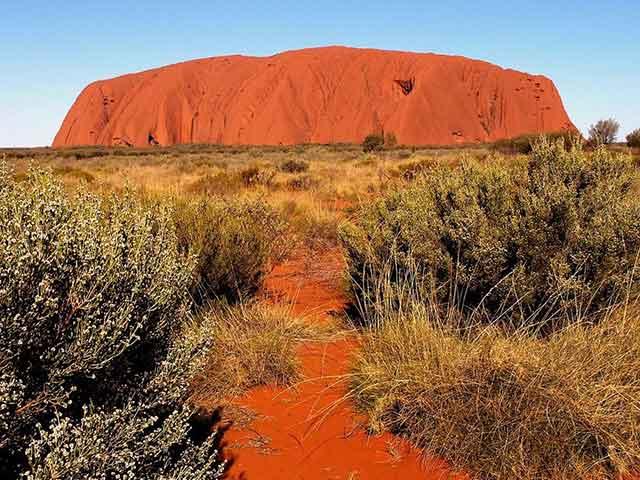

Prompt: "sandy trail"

[221,249,457,480]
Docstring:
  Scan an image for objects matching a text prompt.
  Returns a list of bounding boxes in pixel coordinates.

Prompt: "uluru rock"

[53,46,575,147]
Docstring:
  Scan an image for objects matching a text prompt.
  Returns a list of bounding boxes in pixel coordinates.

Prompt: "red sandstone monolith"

[53,46,575,147]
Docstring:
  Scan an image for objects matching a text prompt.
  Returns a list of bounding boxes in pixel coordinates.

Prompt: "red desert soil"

[53,46,575,148]
[219,249,464,480]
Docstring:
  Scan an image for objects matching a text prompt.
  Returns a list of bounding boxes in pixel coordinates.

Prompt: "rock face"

[53,46,575,147]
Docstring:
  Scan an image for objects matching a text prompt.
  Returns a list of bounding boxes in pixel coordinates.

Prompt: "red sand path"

[53,46,575,148]
[221,250,463,480]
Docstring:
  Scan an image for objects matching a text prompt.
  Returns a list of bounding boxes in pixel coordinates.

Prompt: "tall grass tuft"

[350,300,640,480]
[190,303,330,403]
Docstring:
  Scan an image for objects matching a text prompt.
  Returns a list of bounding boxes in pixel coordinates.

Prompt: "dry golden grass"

[6,144,489,252]
[350,303,640,480]
[190,303,334,404]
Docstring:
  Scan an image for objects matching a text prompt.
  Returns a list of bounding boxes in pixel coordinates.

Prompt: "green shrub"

[351,305,640,480]
[279,159,309,173]
[362,133,385,153]
[173,197,289,304]
[492,131,577,154]
[0,164,224,478]
[627,129,640,148]
[340,139,640,330]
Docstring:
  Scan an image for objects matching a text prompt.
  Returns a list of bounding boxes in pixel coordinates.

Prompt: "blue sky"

[1,0,638,147]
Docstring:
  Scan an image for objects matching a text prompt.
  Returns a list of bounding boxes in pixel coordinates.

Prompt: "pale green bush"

[24,397,224,480]
[340,139,640,330]
[0,164,224,478]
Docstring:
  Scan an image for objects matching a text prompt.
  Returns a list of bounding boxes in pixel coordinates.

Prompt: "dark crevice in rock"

[394,77,415,95]
[148,133,160,146]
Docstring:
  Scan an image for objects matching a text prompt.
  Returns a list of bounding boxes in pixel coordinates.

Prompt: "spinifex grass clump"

[190,303,329,404]
[0,164,224,479]
[350,304,640,480]
[340,138,640,330]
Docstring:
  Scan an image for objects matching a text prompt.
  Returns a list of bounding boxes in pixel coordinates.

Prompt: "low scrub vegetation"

[191,304,329,404]
[346,138,640,479]
[287,173,320,191]
[173,197,289,304]
[350,303,640,480]
[340,138,640,330]
[589,118,620,146]
[279,158,309,173]
[362,132,399,152]
[362,133,385,152]
[6,138,640,479]
[279,198,341,250]
[628,129,640,148]
[240,165,276,187]
[491,130,576,154]
[0,164,224,478]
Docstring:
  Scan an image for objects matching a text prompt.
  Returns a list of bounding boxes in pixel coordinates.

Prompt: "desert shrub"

[340,139,640,330]
[240,165,276,187]
[350,305,640,480]
[627,129,640,148]
[492,131,577,154]
[362,133,385,153]
[279,199,340,250]
[23,404,225,480]
[0,164,224,478]
[394,158,438,181]
[384,132,398,148]
[589,118,620,146]
[287,174,319,191]
[173,197,290,304]
[279,159,309,173]
[491,134,537,154]
[301,208,340,250]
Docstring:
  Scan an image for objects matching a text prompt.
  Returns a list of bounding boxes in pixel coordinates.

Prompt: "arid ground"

[2,138,640,479]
